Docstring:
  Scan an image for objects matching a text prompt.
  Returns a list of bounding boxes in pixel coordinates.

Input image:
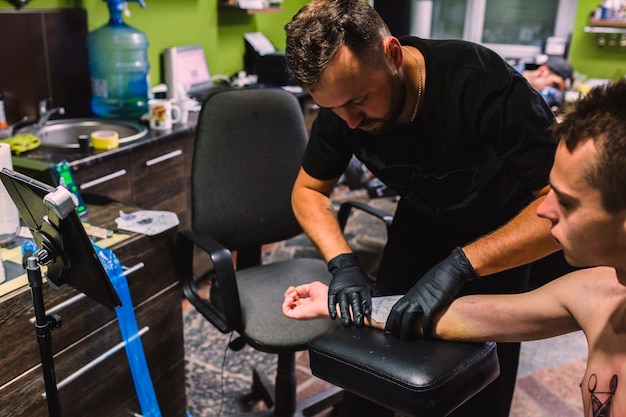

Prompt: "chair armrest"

[309,327,500,417]
[337,200,394,233]
[176,229,242,333]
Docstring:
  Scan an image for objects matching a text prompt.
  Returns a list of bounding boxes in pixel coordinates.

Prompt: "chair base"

[223,353,344,417]
[229,381,343,417]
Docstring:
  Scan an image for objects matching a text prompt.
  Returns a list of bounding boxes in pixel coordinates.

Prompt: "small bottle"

[78,134,90,153]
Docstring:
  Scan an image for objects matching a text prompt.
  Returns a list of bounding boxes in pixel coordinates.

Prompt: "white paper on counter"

[115,210,179,236]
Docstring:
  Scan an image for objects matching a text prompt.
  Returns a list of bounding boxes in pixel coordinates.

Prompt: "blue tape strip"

[95,244,162,417]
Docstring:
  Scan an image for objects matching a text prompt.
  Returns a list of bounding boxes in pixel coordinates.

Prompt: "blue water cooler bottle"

[87,0,150,119]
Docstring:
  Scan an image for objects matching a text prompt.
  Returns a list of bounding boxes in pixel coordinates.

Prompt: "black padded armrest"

[176,229,241,334]
[308,326,499,417]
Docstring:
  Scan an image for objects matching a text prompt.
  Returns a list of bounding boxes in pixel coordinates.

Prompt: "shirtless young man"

[283,78,626,417]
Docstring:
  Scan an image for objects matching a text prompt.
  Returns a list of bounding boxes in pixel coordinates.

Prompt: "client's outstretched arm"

[283,276,581,343]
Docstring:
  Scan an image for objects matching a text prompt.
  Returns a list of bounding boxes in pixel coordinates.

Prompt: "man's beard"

[358,72,406,135]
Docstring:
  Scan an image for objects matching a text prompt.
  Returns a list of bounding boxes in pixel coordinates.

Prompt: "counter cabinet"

[0,203,186,417]
[70,130,194,229]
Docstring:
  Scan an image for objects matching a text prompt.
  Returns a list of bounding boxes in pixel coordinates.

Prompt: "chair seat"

[237,257,338,353]
[308,326,500,417]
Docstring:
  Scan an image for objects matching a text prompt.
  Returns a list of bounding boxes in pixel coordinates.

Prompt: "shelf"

[219,2,282,14]
[588,18,626,28]
[585,25,626,34]
[585,18,626,34]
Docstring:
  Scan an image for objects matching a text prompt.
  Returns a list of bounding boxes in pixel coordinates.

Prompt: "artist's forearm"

[462,195,559,277]
[292,177,352,262]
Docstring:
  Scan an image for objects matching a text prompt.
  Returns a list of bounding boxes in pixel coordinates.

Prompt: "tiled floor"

[509,331,587,417]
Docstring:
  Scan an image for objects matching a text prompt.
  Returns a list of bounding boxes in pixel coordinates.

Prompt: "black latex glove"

[327,253,375,327]
[384,247,477,340]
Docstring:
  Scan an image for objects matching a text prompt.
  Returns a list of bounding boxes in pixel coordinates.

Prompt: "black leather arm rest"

[176,229,242,333]
[309,326,499,417]
[337,200,393,233]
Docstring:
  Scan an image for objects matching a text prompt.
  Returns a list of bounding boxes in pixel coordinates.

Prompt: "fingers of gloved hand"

[338,293,353,327]
[349,292,365,327]
[420,309,436,338]
[328,293,337,320]
[360,290,372,317]
[384,298,409,335]
[400,306,425,341]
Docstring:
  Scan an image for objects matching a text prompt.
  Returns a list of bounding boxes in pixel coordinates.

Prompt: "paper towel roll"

[0,143,19,235]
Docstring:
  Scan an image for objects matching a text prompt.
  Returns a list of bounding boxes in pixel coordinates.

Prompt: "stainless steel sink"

[16,118,148,149]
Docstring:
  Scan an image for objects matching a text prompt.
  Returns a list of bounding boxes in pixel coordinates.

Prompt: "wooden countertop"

[10,114,197,169]
[0,202,146,298]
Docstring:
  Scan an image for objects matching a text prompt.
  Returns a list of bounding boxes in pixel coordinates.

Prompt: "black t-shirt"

[302,37,556,233]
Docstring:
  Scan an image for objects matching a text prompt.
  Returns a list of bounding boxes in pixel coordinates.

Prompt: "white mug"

[175,98,199,125]
[148,99,182,130]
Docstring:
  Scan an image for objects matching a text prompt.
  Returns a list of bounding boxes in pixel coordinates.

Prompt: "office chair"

[176,88,343,417]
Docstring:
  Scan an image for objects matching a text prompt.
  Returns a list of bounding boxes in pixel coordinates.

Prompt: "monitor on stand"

[0,168,121,309]
[0,167,122,417]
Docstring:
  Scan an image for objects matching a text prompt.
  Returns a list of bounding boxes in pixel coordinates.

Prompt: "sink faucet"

[36,99,65,129]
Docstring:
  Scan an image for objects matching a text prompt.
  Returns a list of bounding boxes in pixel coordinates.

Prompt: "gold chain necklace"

[402,46,423,122]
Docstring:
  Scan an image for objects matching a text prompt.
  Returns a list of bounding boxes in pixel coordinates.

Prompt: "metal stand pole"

[27,255,61,417]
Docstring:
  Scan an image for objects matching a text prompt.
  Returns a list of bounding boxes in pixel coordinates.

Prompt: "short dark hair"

[552,78,626,212]
[284,0,391,91]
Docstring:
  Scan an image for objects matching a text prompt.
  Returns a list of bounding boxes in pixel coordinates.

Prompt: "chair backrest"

[192,88,308,252]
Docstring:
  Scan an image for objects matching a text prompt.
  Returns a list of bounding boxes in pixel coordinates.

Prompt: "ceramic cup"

[148,99,182,130]
[174,98,199,125]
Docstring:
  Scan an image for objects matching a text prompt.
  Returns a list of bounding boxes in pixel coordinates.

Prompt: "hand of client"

[283,282,330,320]
[283,281,387,330]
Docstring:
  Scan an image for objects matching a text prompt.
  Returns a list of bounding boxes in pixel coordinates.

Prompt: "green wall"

[3,0,624,83]
[1,0,308,87]
[569,0,626,80]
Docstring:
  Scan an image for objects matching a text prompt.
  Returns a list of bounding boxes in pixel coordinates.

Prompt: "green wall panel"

[3,0,623,84]
[1,0,307,87]
[569,0,626,81]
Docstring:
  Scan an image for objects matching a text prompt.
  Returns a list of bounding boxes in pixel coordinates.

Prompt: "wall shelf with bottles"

[584,18,626,48]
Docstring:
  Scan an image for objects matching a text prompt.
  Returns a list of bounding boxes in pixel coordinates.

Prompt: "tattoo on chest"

[584,374,618,417]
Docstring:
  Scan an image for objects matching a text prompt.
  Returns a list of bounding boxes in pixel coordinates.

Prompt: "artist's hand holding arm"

[384,247,477,340]
[326,253,375,327]
[291,168,374,327]
[385,188,559,341]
